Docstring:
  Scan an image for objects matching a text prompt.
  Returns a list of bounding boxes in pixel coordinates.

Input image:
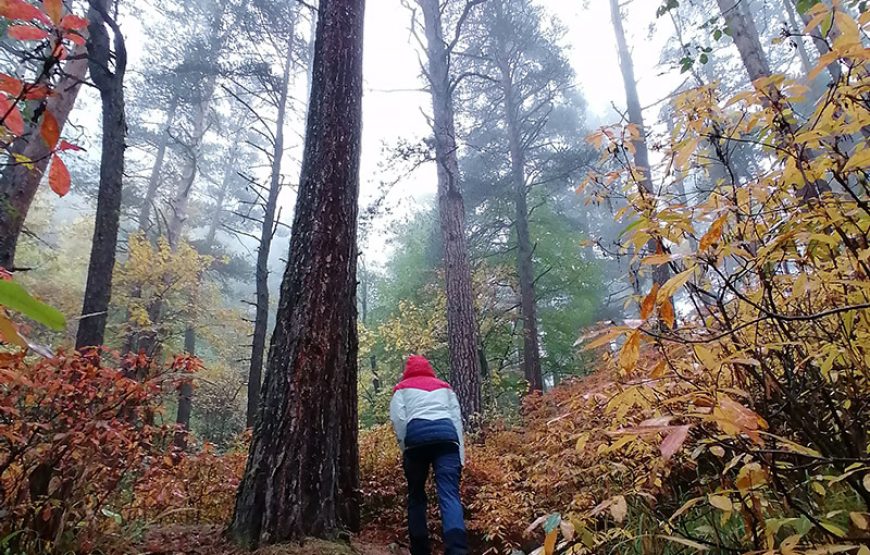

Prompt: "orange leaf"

[60,14,88,30]
[641,283,659,320]
[7,25,50,41]
[699,215,726,251]
[0,0,50,23]
[660,296,675,329]
[40,110,59,149]
[0,97,25,136]
[618,330,641,371]
[0,312,26,348]
[43,0,61,24]
[48,154,70,196]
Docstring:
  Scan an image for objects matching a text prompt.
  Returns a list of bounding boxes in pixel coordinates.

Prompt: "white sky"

[357,0,682,265]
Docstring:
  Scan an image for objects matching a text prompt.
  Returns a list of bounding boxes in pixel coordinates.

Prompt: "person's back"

[390,355,467,555]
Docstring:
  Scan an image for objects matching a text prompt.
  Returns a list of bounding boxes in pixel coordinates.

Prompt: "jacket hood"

[403,355,436,380]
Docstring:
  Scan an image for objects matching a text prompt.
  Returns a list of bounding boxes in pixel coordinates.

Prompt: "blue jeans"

[403,442,468,555]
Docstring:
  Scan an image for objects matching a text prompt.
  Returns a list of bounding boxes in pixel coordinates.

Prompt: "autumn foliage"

[0,351,174,552]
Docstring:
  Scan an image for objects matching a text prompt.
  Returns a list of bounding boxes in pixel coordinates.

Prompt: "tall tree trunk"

[247,35,294,429]
[204,148,238,249]
[0,48,88,270]
[75,0,127,350]
[790,0,841,82]
[716,0,829,200]
[168,74,216,248]
[172,325,196,452]
[417,0,482,418]
[229,0,364,546]
[137,91,179,233]
[781,0,814,77]
[496,47,543,393]
[609,0,669,288]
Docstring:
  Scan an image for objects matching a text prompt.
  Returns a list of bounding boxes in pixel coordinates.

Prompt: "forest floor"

[135,525,408,555]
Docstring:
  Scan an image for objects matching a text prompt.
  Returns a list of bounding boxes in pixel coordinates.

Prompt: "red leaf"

[64,30,84,45]
[60,14,87,30]
[43,0,60,24]
[0,96,25,136]
[22,83,49,100]
[40,110,59,149]
[0,74,23,96]
[0,0,51,23]
[660,425,690,461]
[7,25,50,41]
[48,154,69,196]
[58,139,82,152]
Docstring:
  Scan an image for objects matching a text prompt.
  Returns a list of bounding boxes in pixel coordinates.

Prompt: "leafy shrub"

[125,440,247,526]
[0,351,173,553]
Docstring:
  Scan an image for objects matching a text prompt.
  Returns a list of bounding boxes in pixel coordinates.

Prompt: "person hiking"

[390,355,468,555]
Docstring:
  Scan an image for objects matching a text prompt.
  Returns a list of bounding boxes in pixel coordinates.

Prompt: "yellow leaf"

[660,265,696,299]
[811,481,826,496]
[780,534,801,555]
[849,512,868,530]
[708,494,732,512]
[793,273,808,298]
[674,136,699,170]
[669,498,702,522]
[641,284,659,320]
[579,327,625,350]
[650,360,667,379]
[863,473,870,492]
[619,330,641,371]
[609,495,627,523]
[833,12,860,49]
[819,521,846,538]
[693,345,719,371]
[844,147,870,172]
[658,535,709,551]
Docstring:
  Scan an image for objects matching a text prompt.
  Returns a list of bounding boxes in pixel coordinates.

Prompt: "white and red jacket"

[390,355,465,465]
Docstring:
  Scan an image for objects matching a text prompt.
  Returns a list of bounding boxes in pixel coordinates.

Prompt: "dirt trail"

[135,526,409,555]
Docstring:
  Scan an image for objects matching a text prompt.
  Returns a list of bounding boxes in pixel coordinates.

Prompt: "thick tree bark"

[172,325,196,452]
[497,56,543,392]
[75,0,127,350]
[137,91,179,233]
[417,0,482,418]
[247,36,294,429]
[0,48,88,270]
[609,0,669,288]
[229,0,364,546]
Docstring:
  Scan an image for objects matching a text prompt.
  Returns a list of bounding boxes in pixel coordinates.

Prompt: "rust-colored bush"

[0,351,173,553]
[126,440,247,526]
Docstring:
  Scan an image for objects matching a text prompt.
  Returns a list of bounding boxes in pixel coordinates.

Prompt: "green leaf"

[0,279,65,330]
[713,29,723,41]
